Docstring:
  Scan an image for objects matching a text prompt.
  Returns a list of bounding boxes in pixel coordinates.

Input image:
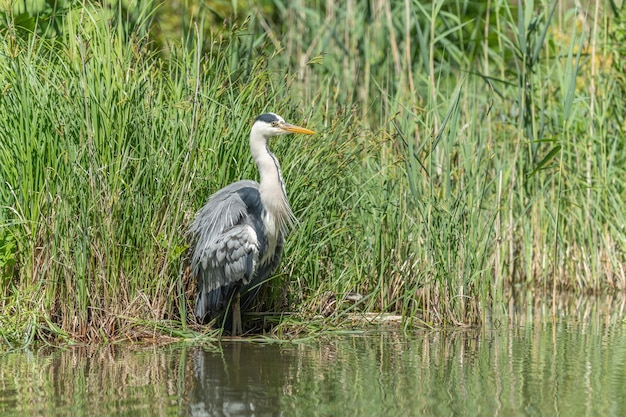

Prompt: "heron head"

[253,113,315,138]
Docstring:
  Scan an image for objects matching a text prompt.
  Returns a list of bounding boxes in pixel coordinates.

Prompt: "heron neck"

[250,138,295,234]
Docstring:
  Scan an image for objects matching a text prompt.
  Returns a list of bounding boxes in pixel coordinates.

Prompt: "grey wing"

[240,232,284,311]
[193,225,260,322]
[188,180,261,292]
[194,224,259,285]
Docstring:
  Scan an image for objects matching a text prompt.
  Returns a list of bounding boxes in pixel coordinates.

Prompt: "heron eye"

[271,121,278,127]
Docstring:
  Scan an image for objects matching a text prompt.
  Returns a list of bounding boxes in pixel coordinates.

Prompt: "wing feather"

[188,180,264,321]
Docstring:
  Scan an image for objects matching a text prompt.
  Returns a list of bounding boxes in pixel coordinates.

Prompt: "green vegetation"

[0,0,624,347]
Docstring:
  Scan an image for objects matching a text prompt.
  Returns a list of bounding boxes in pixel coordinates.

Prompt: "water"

[1,298,625,416]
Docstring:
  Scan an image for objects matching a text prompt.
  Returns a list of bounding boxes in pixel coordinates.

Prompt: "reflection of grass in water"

[1,0,625,346]
[1,303,625,415]
[0,344,193,415]
[279,314,626,416]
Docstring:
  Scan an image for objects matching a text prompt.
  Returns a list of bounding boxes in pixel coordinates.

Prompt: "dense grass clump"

[0,0,625,346]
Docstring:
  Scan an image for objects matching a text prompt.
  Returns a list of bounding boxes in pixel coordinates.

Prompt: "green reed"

[0,0,624,346]
[268,0,626,326]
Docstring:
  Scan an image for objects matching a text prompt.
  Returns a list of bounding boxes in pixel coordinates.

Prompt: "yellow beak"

[280,122,315,135]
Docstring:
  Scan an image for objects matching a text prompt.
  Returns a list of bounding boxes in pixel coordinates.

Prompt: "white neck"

[249,130,295,235]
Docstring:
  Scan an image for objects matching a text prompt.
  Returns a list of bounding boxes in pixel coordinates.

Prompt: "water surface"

[1,297,625,416]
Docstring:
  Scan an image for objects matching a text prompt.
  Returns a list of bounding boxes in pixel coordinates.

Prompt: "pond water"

[1,296,625,416]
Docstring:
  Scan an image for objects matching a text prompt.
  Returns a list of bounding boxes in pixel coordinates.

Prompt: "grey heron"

[187,113,315,335]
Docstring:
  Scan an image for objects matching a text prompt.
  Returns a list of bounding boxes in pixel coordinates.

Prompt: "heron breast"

[260,211,280,265]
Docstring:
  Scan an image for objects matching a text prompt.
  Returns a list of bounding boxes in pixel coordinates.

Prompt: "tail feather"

[195,282,239,329]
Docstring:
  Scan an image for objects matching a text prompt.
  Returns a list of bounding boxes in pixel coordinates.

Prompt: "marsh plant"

[0,0,624,346]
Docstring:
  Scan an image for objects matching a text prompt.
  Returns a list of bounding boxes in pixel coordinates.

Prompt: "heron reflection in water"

[187,113,315,335]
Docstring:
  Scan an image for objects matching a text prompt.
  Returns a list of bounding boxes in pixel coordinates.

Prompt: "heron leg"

[232,292,242,336]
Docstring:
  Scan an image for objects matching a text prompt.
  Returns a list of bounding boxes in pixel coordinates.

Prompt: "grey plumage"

[187,113,315,334]
[188,181,279,321]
